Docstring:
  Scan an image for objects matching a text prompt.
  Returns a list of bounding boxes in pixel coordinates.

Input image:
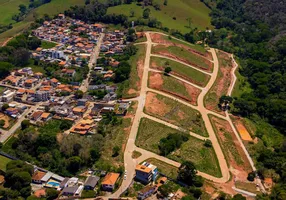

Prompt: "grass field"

[150,57,210,86]
[107,0,212,32]
[41,40,57,49]
[0,0,30,25]
[152,45,212,71]
[144,158,178,179]
[136,117,220,177]
[144,92,208,136]
[122,44,146,98]
[0,155,11,172]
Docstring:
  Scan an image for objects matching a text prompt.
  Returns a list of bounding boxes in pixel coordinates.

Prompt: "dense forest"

[201,0,286,199]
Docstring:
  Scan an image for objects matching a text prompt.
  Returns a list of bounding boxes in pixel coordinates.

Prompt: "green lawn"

[0,155,11,172]
[0,86,5,94]
[144,92,208,137]
[144,158,179,180]
[122,44,146,98]
[0,0,30,25]
[136,118,220,177]
[41,40,57,49]
[107,0,212,32]
[151,57,210,87]
[152,45,212,71]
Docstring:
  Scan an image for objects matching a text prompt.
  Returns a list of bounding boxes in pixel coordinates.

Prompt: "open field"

[122,44,146,98]
[209,115,252,180]
[0,155,11,172]
[168,137,222,178]
[0,0,30,25]
[0,0,85,45]
[150,33,211,58]
[144,158,178,180]
[205,50,233,114]
[150,57,210,87]
[235,181,260,194]
[136,117,220,177]
[107,0,212,33]
[148,72,201,105]
[152,45,213,72]
[144,92,208,137]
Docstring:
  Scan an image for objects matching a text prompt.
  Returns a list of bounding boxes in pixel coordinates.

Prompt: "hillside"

[0,0,30,25]
[107,0,213,32]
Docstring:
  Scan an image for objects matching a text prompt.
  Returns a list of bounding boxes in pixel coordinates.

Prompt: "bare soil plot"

[152,45,213,72]
[0,113,15,129]
[205,50,233,114]
[148,71,201,105]
[144,92,208,137]
[151,57,210,87]
[150,33,212,60]
[136,118,220,177]
[210,115,252,181]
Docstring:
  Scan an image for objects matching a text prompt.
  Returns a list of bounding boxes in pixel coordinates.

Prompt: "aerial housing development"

[0,0,284,199]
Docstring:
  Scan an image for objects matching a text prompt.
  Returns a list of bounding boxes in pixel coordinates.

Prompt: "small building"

[135,162,158,184]
[138,186,157,200]
[5,107,19,117]
[77,99,88,107]
[62,186,78,196]
[40,112,52,121]
[84,176,100,190]
[101,173,120,191]
[35,91,50,102]
[32,170,47,184]
[31,111,44,121]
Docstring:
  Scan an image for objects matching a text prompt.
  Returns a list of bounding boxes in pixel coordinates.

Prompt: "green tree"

[74,90,84,99]
[232,194,246,200]
[0,119,5,127]
[60,120,73,130]
[19,4,27,14]
[21,120,30,130]
[178,161,197,185]
[112,146,120,157]
[46,188,59,200]
[90,147,101,161]
[67,156,82,173]
[1,104,9,111]
[164,0,168,6]
[143,8,151,19]
[164,67,172,75]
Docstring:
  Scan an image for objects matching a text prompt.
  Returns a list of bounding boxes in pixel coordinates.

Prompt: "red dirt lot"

[149,72,200,105]
[150,33,213,60]
[127,59,144,96]
[210,116,252,181]
[205,50,234,114]
[145,92,170,117]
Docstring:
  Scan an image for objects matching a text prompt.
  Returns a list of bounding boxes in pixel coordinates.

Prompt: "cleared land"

[148,72,201,105]
[144,158,178,180]
[0,155,11,172]
[107,0,212,33]
[122,44,146,98]
[150,57,210,87]
[41,40,57,49]
[136,118,220,176]
[150,33,211,59]
[144,92,208,137]
[210,115,252,180]
[152,45,213,72]
[205,50,233,114]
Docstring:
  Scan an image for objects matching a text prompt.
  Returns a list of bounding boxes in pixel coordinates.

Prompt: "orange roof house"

[136,165,152,173]
[40,112,51,121]
[101,173,120,191]
[32,170,46,183]
[70,123,91,135]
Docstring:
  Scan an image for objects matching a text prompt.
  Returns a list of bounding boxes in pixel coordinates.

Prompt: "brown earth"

[152,46,213,73]
[211,116,252,181]
[150,61,206,87]
[205,50,233,114]
[150,33,213,60]
[145,92,170,116]
[149,72,200,105]
[127,59,144,96]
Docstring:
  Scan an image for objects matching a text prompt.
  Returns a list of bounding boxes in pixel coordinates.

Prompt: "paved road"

[80,33,105,92]
[0,103,41,143]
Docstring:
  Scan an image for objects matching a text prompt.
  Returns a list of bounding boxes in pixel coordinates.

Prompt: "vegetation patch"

[148,72,201,105]
[150,56,210,87]
[121,44,146,98]
[144,92,208,137]
[152,45,213,72]
[205,50,233,114]
[0,155,11,172]
[40,40,57,49]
